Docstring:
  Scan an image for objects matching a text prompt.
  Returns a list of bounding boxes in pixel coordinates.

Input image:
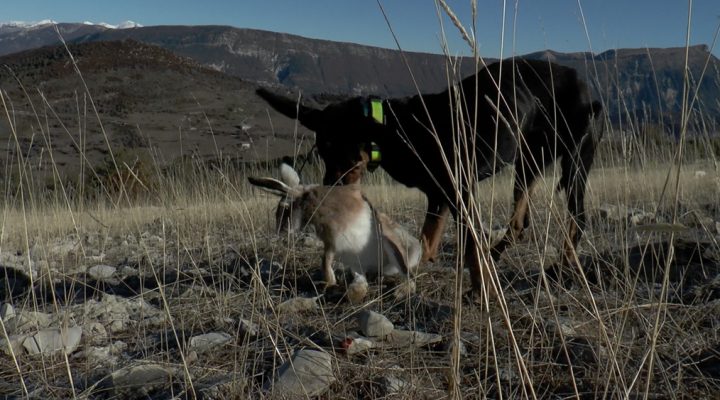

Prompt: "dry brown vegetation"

[0,147,718,398]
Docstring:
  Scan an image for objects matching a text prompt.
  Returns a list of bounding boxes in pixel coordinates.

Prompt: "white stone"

[0,303,15,321]
[22,326,82,355]
[385,329,443,347]
[88,264,116,280]
[266,349,335,397]
[189,332,233,352]
[111,364,172,392]
[358,310,394,338]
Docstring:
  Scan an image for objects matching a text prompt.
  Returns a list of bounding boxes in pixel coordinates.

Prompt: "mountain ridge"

[0,23,718,179]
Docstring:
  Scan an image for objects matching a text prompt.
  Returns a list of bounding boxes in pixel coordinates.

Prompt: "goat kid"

[248,163,421,296]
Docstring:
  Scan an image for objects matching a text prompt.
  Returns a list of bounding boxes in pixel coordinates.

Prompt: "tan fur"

[249,164,422,298]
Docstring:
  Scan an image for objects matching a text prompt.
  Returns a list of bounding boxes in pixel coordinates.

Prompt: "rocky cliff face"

[68,25,479,97]
[525,45,720,126]
[1,23,719,125]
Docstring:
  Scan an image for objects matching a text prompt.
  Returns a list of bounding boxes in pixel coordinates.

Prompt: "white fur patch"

[335,203,374,254]
[334,203,384,276]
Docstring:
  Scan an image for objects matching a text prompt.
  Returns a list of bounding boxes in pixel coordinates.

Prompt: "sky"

[4,1,720,57]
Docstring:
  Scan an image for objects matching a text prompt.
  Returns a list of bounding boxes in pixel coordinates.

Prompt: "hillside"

[0,23,478,97]
[1,24,719,183]
[2,23,719,128]
[0,39,313,180]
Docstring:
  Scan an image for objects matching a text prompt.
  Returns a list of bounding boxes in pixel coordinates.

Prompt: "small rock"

[385,329,443,347]
[5,311,53,333]
[22,326,82,355]
[83,322,108,345]
[239,319,259,336]
[0,303,15,321]
[0,334,25,356]
[111,364,173,393]
[277,296,320,314]
[375,376,411,395]
[358,310,394,338]
[189,332,233,352]
[83,345,118,366]
[88,265,116,280]
[119,265,138,277]
[186,350,198,364]
[546,317,578,337]
[598,204,654,225]
[265,349,335,397]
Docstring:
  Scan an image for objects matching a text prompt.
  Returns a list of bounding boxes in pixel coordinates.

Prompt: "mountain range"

[0,22,718,179]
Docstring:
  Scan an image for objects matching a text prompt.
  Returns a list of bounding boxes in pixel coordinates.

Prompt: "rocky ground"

[0,198,719,399]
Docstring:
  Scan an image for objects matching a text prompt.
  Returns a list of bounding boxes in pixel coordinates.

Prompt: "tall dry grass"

[0,2,718,398]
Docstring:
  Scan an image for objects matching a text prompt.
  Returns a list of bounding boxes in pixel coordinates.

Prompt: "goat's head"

[257,88,387,186]
[248,163,307,233]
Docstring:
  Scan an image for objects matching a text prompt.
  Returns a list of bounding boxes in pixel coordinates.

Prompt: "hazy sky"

[4,1,720,57]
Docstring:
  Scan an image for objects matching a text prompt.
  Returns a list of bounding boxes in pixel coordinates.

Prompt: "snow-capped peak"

[92,20,143,29]
[0,20,58,28]
[0,20,143,30]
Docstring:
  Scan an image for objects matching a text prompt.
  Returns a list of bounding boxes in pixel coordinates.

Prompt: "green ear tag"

[371,144,381,163]
[370,99,384,124]
[368,142,381,172]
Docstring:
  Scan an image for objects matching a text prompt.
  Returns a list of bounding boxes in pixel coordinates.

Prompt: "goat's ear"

[279,163,301,187]
[256,88,322,131]
[248,176,291,196]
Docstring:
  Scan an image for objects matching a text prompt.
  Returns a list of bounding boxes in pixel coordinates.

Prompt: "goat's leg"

[458,196,497,303]
[491,161,540,261]
[559,131,596,267]
[420,199,450,263]
[322,248,337,286]
[560,157,589,266]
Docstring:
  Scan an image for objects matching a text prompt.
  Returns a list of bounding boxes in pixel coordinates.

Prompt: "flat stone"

[5,311,53,333]
[189,332,233,352]
[111,364,173,392]
[22,326,82,355]
[0,303,15,321]
[358,310,394,338]
[266,349,335,397]
[277,296,319,314]
[0,334,25,356]
[88,264,116,280]
[385,329,443,347]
